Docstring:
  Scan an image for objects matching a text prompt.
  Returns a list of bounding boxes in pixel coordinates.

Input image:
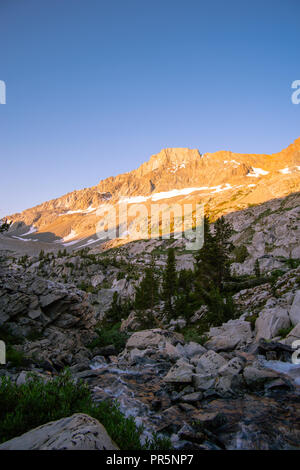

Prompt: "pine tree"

[194,215,233,290]
[254,259,260,278]
[194,215,217,291]
[108,292,122,323]
[162,248,177,317]
[134,256,159,313]
[0,220,12,233]
[213,215,234,288]
[173,269,195,319]
[206,288,236,327]
[107,292,132,324]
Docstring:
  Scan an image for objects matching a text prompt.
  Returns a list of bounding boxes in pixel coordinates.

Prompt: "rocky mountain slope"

[1,215,300,449]
[2,137,300,254]
[1,138,300,450]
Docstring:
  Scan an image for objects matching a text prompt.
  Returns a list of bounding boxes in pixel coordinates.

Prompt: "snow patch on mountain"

[12,236,38,242]
[76,238,101,249]
[279,167,292,175]
[62,229,77,242]
[59,205,97,216]
[119,184,241,205]
[247,167,269,177]
[20,226,37,236]
[224,159,240,167]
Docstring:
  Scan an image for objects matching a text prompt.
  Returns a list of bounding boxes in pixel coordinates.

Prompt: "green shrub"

[117,271,126,280]
[286,257,300,269]
[65,262,74,269]
[278,326,293,338]
[233,245,249,263]
[205,289,237,327]
[26,330,43,342]
[6,347,26,367]
[77,281,97,294]
[245,314,258,331]
[0,370,170,449]
[18,255,28,267]
[270,269,285,280]
[181,327,208,345]
[0,326,23,345]
[107,292,132,324]
[89,323,128,354]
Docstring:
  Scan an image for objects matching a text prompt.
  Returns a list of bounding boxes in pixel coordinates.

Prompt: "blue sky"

[0,0,299,217]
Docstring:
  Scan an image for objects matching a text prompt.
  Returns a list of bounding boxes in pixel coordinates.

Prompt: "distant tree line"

[128,215,239,332]
[0,220,12,233]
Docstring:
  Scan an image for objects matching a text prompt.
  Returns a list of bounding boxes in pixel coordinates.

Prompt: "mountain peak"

[3,137,300,252]
[136,148,200,176]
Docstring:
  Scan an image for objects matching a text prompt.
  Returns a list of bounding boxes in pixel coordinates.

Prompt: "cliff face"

[2,137,300,251]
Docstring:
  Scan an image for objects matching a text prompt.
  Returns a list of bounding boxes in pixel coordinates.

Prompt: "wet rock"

[128,347,148,363]
[180,392,203,403]
[157,406,186,433]
[193,411,227,431]
[93,345,117,357]
[258,338,293,361]
[264,378,294,392]
[178,429,206,444]
[89,356,107,369]
[243,365,278,390]
[214,374,245,397]
[203,394,300,449]
[178,402,197,413]
[69,360,91,373]
[151,399,162,411]
[170,385,194,403]
[75,369,104,379]
[192,373,216,391]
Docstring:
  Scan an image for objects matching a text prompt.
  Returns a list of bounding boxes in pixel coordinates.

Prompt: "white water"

[262,359,300,386]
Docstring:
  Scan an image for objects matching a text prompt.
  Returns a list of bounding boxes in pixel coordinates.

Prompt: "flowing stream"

[88,357,300,449]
